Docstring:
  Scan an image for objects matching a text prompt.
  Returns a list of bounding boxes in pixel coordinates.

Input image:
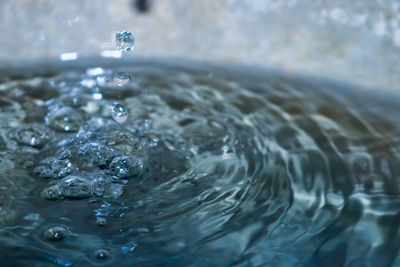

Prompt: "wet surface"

[0,59,399,266]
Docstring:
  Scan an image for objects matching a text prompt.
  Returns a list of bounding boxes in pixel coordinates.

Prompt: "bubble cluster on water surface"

[34,157,77,179]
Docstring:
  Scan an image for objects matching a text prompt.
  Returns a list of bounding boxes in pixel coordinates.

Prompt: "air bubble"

[10,124,51,147]
[94,248,110,260]
[59,176,92,199]
[45,106,84,132]
[110,103,128,123]
[113,72,131,86]
[40,185,62,200]
[95,217,107,226]
[109,155,144,179]
[43,225,68,241]
[34,158,77,179]
[116,30,135,52]
[77,142,118,169]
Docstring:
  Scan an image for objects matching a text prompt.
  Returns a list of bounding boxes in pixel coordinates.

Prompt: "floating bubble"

[95,217,108,226]
[43,225,68,241]
[113,72,131,86]
[45,106,84,132]
[115,30,135,52]
[10,124,52,147]
[92,177,124,198]
[59,176,92,199]
[77,142,118,168]
[94,248,110,260]
[110,103,128,123]
[40,185,62,200]
[109,155,144,179]
[34,158,77,179]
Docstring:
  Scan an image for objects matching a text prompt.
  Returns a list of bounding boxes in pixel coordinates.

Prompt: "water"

[0,59,400,266]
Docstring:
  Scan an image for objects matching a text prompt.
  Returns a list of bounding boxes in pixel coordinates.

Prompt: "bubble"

[95,217,108,226]
[59,176,92,199]
[115,30,135,52]
[43,225,68,241]
[94,248,110,260]
[148,137,159,147]
[109,155,144,179]
[34,158,77,179]
[113,72,131,86]
[40,185,62,200]
[110,103,128,123]
[23,160,34,168]
[92,177,124,198]
[10,124,52,147]
[45,106,84,132]
[77,142,118,168]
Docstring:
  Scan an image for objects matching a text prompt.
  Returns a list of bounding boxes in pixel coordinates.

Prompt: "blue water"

[0,59,399,266]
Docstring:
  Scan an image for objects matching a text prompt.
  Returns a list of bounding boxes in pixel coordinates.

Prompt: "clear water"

[0,59,399,266]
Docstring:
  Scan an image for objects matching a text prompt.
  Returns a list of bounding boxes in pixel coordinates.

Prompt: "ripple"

[0,60,399,266]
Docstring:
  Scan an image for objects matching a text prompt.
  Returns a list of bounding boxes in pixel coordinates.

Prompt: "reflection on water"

[0,60,399,266]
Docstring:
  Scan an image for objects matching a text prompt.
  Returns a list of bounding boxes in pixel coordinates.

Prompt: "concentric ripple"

[0,59,399,266]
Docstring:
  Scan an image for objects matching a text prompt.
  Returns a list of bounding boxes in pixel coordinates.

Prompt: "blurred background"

[1,0,400,93]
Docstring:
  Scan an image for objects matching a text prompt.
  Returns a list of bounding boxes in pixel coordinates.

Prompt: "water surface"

[0,59,399,266]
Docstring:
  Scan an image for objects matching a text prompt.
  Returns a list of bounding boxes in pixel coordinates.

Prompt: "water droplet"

[109,155,144,179]
[45,106,84,132]
[95,217,107,226]
[41,185,62,200]
[110,103,128,123]
[43,225,68,241]
[59,176,92,199]
[115,30,135,52]
[94,248,110,260]
[113,72,131,86]
[10,124,52,147]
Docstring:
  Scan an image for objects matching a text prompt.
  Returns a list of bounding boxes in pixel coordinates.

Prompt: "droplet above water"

[113,72,131,86]
[43,226,68,241]
[110,103,128,123]
[115,30,135,52]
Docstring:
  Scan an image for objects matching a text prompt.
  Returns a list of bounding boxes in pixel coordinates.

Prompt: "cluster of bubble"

[37,124,146,201]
